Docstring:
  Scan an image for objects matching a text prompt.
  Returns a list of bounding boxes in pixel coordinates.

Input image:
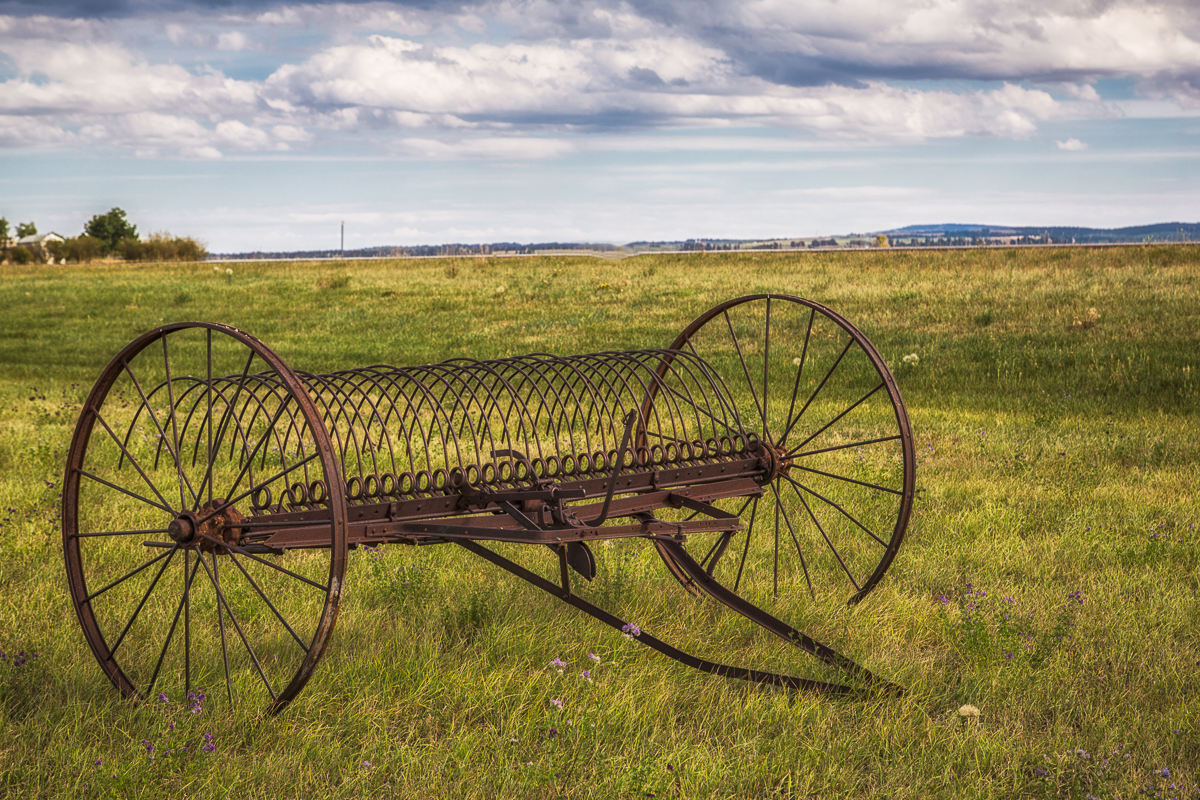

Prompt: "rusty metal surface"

[62,294,916,711]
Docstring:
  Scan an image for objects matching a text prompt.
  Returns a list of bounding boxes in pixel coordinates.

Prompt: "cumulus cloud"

[257,33,1066,139]
[0,0,1197,157]
[216,30,253,50]
[1056,137,1088,150]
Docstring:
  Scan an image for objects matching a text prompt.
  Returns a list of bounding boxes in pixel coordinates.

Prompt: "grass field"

[1,245,1198,798]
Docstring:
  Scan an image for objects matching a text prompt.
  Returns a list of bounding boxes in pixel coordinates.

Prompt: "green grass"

[2,246,1199,798]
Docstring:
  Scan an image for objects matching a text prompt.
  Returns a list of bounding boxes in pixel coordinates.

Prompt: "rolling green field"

[1,246,1198,798]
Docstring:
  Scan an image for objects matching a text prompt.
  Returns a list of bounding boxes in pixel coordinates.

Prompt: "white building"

[16,232,65,247]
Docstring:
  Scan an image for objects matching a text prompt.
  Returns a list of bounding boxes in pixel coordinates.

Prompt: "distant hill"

[881,222,1200,243]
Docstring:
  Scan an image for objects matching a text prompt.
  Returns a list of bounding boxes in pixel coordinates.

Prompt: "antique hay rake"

[63,294,915,712]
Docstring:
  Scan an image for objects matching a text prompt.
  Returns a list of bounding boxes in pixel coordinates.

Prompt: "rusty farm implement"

[63,294,915,711]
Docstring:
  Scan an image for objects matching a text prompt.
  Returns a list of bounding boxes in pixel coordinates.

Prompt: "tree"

[48,236,104,264]
[874,234,890,248]
[0,217,9,243]
[84,208,138,254]
[16,221,37,238]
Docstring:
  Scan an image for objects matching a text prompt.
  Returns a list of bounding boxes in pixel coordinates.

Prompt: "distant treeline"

[45,233,207,263]
[216,242,626,260]
[2,207,207,264]
[209,222,1200,261]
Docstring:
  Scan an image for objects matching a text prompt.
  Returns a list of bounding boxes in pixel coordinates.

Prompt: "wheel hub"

[167,511,198,544]
[755,438,794,484]
[167,500,245,552]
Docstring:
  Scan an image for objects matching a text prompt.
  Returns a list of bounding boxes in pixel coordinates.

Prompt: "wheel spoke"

[762,296,771,439]
[146,550,202,698]
[781,307,816,449]
[733,495,757,593]
[778,337,854,447]
[658,380,740,433]
[195,452,320,530]
[785,381,885,457]
[787,479,860,592]
[71,527,173,539]
[791,434,901,459]
[773,496,779,596]
[780,472,890,548]
[722,310,765,426]
[91,410,174,512]
[770,482,813,599]
[206,330,214,507]
[199,396,313,528]
[184,548,191,697]
[789,463,903,495]
[76,468,174,515]
[226,552,312,654]
[193,532,329,592]
[162,336,191,510]
[195,349,257,506]
[684,339,748,438]
[109,545,180,657]
[83,547,175,603]
[120,359,197,509]
[195,554,278,701]
[211,551,233,703]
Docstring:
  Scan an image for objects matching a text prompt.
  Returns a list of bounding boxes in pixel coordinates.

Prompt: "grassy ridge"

[1,246,1198,798]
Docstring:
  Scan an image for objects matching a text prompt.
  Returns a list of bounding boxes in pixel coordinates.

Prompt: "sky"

[1,0,1198,252]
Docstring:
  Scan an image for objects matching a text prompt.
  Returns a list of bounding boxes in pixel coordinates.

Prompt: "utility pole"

[341,221,344,255]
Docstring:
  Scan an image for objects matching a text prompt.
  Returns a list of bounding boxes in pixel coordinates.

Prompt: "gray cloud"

[1,0,1196,157]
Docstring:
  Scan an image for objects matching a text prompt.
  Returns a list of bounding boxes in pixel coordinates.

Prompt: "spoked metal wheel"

[647,294,914,605]
[62,323,347,712]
